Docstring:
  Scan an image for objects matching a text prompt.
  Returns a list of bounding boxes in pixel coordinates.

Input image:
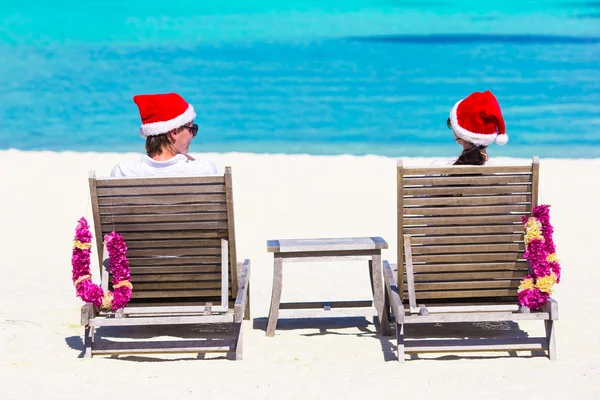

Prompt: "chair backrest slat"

[398,157,539,305]
[89,170,237,306]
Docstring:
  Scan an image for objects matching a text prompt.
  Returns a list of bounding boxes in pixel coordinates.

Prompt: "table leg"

[266,256,283,337]
[371,252,385,329]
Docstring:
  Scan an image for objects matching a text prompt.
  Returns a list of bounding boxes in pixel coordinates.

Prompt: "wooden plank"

[402,337,547,353]
[404,165,532,175]
[403,235,417,311]
[125,239,222,249]
[89,314,233,327]
[126,247,222,257]
[404,289,516,299]
[99,203,227,215]
[415,304,521,313]
[100,221,228,232]
[412,262,528,273]
[405,225,523,235]
[532,156,540,211]
[224,167,238,295]
[404,215,524,226]
[97,184,225,196]
[127,256,222,266]
[88,172,105,275]
[403,204,529,216]
[404,174,532,186]
[122,304,228,314]
[98,194,225,206]
[398,160,405,298]
[131,273,221,282]
[95,175,225,187]
[131,289,222,299]
[100,212,227,224]
[404,195,531,207]
[413,253,523,263]
[410,234,524,245]
[409,270,528,281]
[411,243,524,254]
[220,239,229,307]
[130,265,221,274]
[133,281,221,290]
[279,300,374,309]
[404,311,548,323]
[268,237,388,252]
[92,339,236,355]
[404,185,531,196]
[414,280,520,291]
[122,230,228,240]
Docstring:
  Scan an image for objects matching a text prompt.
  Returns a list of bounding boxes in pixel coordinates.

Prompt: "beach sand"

[1,149,599,399]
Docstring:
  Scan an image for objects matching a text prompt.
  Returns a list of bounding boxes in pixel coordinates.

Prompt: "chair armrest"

[383,260,405,323]
[234,259,251,323]
[403,234,418,311]
[544,297,559,320]
[81,303,96,326]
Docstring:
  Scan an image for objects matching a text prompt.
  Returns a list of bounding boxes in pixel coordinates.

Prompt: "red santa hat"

[449,90,507,146]
[133,93,196,138]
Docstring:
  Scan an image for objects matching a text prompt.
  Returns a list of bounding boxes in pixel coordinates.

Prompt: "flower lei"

[72,217,133,311]
[518,205,561,311]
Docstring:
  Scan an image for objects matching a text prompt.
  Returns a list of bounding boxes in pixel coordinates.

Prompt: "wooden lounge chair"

[382,157,558,362]
[81,167,250,359]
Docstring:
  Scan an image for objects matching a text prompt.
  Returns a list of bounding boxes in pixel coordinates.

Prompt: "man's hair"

[145,132,174,157]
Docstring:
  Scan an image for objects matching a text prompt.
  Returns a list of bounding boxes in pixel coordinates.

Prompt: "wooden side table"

[265,237,389,337]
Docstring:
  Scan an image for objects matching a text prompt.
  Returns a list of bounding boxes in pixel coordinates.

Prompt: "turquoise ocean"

[1,0,599,157]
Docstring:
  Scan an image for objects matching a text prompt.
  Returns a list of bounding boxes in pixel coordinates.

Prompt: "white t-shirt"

[429,158,517,167]
[110,154,219,177]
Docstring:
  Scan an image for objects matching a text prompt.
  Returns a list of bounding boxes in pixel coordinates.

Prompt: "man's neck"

[150,150,177,161]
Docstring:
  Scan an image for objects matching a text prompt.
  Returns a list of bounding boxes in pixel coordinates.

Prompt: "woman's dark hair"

[454,145,487,165]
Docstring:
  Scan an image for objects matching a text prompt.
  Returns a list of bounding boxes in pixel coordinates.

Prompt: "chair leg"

[266,257,283,337]
[244,282,251,321]
[83,326,93,358]
[235,322,244,360]
[396,323,405,364]
[545,320,557,361]
[380,288,392,336]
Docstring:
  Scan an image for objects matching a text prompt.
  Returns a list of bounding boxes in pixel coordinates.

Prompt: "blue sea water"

[1,0,600,157]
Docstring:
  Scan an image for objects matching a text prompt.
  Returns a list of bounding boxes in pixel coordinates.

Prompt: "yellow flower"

[73,240,92,250]
[100,291,114,311]
[524,218,544,244]
[73,274,91,286]
[536,275,557,294]
[547,253,559,263]
[113,281,133,289]
[518,278,535,292]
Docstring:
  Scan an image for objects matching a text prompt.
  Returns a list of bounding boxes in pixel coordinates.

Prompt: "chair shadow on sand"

[65,324,238,361]
[253,316,540,362]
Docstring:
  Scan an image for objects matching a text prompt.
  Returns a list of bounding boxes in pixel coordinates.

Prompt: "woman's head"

[447,90,507,147]
[446,91,506,165]
[133,92,198,157]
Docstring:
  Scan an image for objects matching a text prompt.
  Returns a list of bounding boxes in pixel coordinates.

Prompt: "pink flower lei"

[518,205,561,311]
[71,217,133,311]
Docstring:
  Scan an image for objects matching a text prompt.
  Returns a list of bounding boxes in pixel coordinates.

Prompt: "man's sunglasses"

[185,123,199,138]
[446,117,452,129]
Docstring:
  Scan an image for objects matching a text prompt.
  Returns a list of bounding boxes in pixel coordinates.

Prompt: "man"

[111,92,218,177]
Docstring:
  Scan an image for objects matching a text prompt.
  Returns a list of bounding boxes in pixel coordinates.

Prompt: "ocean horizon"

[1,0,599,158]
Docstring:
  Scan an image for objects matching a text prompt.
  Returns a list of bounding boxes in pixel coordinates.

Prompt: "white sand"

[1,149,599,399]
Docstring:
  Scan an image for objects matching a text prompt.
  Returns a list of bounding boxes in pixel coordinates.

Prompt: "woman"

[111,92,218,177]
[445,90,508,166]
